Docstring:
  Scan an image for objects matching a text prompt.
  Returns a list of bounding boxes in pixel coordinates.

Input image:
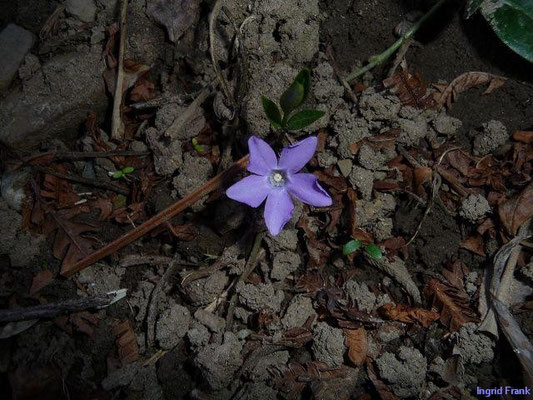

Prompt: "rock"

[432,112,462,136]
[317,150,338,168]
[375,346,427,398]
[156,303,191,350]
[195,332,243,390]
[359,89,401,122]
[397,115,429,146]
[146,127,183,176]
[473,120,508,156]
[187,322,210,351]
[0,24,35,93]
[66,0,97,22]
[349,166,374,200]
[281,295,316,329]
[454,322,494,364]
[77,263,125,296]
[343,280,377,312]
[332,110,370,158]
[0,198,44,267]
[194,309,225,333]
[337,159,353,177]
[357,144,388,171]
[240,382,279,400]
[271,251,301,281]
[172,153,213,211]
[0,48,107,150]
[246,350,289,382]
[264,229,299,252]
[311,322,346,367]
[237,281,284,313]
[182,270,229,306]
[459,194,491,222]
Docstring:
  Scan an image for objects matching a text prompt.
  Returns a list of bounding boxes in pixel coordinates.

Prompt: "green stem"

[345,0,447,82]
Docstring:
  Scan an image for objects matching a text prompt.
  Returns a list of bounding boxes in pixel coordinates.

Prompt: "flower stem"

[345,0,448,82]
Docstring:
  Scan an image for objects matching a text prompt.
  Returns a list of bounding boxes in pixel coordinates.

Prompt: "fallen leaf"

[498,183,533,234]
[29,270,56,296]
[423,279,479,331]
[441,260,469,290]
[435,72,506,110]
[460,234,486,257]
[70,311,99,337]
[512,130,533,144]
[114,320,139,364]
[378,303,439,327]
[146,0,201,42]
[344,328,367,365]
[383,69,435,109]
[413,166,432,197]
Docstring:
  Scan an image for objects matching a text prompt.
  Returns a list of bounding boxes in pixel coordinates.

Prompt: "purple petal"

[278,136,317,173]
[286,173,332,207]
[264,189,294,236]
[247,136,278,176]
[226,175,270,207]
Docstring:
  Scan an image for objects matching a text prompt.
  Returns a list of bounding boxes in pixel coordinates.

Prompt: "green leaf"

[286,109,325,131]
[364,244,383,260]
[480,0,533,62]
[122,166,134,174]
[466,0,484,18]
[343,239,362,255]
[111,170,123,179]
[279,68,310,114]
[261,96,282,129]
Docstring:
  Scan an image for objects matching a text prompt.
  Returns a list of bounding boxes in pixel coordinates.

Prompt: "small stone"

[311,322,346,367]
[454,322,494,364]
[432,113,462,136]
[359,89,401,122]
[344,280,376,312]
[337,159,353,177]
[172,153,213,211]
[349,166,374,200]
[194,309,225,333]
[156,304,191,350]
[271,251,301,281]
[0,24,35,92]
[237,282,284,313]
[282,295,317,329]
[358,144,387,171]
[473,120,508,156]
[66,0,98,23]
[459,194,491,222]
[130,140,148,152]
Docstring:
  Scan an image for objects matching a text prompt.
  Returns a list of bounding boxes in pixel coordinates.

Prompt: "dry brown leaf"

[413,166,432,197]
[441,260,469,290]
[114,320,139,364]
[384,69,435,109]
[29,270,56,296]
[423,279,479,332]
[435,72,506,110]
[460,235,486,257]
[498,183,533,235]
[379,303,439,328]
[344,328,367,366]
[512,130,533,144]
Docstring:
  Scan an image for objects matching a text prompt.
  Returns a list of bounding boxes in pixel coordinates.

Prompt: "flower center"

[269,170,286,187]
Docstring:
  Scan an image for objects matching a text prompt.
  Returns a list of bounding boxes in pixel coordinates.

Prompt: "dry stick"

[0,290,127,323]
[225,233,264,330]
[36,166,130,196]
[61,154,249,277]
[209,0,236,114]
[146,254,182,349]
[110,0,129,140]
[345,0,447,82]
[54,150,149,160]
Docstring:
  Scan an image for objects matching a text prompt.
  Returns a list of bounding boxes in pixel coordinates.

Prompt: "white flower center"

[269,171,286,187]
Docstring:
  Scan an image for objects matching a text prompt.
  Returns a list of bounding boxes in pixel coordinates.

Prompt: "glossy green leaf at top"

[364,244,383,260]
[279,68,311,114]
[481,0,533,62]
[261,96,282,129]
[111,170,124,179]
[343,239,362,255]
[286,109,325,131]
[122,166,134,174]
[466,0,484,18]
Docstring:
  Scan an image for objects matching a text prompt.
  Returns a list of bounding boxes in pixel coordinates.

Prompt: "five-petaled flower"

[226,136,332,236]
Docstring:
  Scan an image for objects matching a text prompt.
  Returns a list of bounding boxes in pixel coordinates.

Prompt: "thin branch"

[111,0,129,140]
[61,154,249,277]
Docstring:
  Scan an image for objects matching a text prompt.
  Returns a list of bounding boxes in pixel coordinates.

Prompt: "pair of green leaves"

[343,239,383,260]
[467,0,533,63]
[110,166,134,179]
[261,68,325,131]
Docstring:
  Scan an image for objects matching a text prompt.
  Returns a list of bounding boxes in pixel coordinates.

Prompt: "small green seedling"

[109,166,135,179]
[192,138,207,153]
[343,239,383,261]
[343,239,362,255]
[261,68,325,131]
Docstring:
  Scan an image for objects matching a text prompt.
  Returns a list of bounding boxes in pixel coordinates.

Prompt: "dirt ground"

[1,0,532,399]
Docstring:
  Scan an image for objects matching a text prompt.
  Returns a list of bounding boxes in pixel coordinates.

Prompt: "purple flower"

[226,136,332,236]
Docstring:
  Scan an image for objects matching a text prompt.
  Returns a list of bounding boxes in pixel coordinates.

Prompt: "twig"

[0,290,127,323]
[36,166,130,196]
[146,254,181,349]
[54,150,149,159]
[225,233,264,330]
[164,86,212,138]
[345,0,447,82]
[110,0,129,140]
[61,154,249,277]
[325,44,357,103]
[209,0,236,115]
